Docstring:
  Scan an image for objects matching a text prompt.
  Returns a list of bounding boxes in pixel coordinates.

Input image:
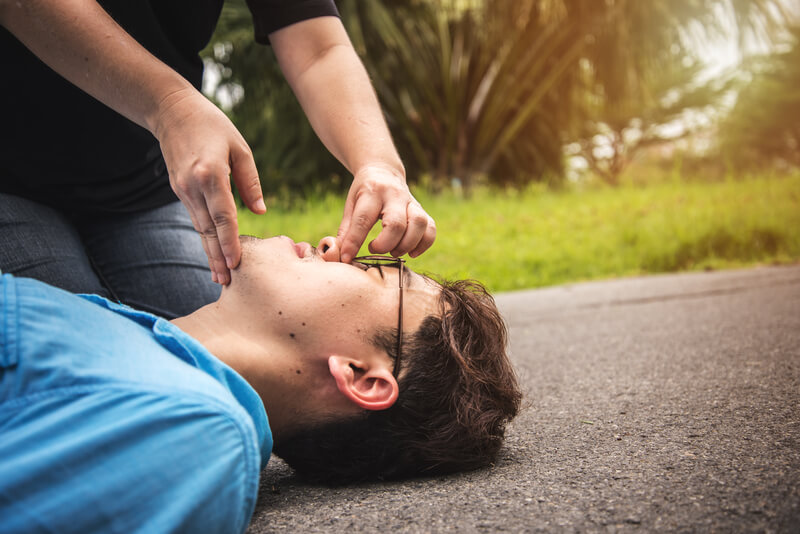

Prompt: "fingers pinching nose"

[317,236,341,262]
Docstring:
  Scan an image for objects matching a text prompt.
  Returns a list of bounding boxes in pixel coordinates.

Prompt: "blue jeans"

[0,193,220,318]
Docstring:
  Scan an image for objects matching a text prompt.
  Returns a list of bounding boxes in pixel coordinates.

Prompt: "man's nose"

[317,236,341,262]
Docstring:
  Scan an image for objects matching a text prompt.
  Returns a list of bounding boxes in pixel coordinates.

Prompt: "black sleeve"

[245,0,340,44]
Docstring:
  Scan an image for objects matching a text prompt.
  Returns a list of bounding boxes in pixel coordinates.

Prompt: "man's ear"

[328,355,399,410]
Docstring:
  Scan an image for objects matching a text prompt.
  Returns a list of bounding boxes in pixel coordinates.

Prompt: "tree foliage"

[567,0,790,184]
[720,26,800,170]
[202,0,794,198]
[342,0,585,189]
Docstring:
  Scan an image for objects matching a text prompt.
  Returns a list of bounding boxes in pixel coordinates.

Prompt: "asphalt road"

[247,265,800,533]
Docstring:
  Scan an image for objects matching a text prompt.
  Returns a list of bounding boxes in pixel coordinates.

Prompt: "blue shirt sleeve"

[1,275,266,534]
[1,388,260,534]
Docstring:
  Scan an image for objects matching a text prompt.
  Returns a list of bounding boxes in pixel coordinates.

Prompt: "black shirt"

[0,0,338,214]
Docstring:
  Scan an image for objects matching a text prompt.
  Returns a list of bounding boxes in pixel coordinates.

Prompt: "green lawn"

[238,173,800,293]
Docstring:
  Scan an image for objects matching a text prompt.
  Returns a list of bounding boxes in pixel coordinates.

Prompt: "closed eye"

[352,262,392,279]
[363,264,386,279]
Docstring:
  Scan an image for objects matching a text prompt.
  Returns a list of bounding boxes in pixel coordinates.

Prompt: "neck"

[170,302,322,441]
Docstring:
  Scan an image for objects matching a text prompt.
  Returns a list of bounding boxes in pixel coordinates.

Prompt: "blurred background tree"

[564,0,789,185]
[202,0,797,201]
[719,25,800,170]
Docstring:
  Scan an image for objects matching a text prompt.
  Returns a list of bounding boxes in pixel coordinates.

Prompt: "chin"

[237,235,297,271]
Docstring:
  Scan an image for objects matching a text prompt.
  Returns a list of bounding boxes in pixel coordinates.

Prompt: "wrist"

[147,84,197,138]
[354,161,406,182]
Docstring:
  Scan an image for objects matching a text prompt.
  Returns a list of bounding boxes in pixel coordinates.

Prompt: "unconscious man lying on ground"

[0,235,521,533]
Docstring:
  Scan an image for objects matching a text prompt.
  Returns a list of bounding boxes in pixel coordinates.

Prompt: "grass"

[238,173,800,293]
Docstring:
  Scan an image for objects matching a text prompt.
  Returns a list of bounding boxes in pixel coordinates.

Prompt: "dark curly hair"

[272,278,522,485]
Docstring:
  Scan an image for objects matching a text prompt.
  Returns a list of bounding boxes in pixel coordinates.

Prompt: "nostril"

[317,236,340,262]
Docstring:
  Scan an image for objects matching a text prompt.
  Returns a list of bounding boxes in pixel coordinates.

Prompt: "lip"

[277,235,315,259]
[295,241,313,259]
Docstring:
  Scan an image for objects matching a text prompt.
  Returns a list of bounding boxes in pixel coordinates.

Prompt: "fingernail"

[226,256,234,269]
[211,271,218,283]
[341,253,351,264]
[255,199,266,212]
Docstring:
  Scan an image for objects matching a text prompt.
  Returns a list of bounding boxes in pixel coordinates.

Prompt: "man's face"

[229,236,440,358]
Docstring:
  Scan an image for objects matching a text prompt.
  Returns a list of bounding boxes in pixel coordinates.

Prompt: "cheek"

[319,288,376,325]
[307,289,388,339]
[269,263,392,325]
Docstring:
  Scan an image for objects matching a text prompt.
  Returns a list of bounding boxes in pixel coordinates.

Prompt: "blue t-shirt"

[0,274,271,533]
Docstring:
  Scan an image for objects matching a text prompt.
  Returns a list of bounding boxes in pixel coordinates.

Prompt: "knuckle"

[191,162,226,186]
[199,225,219,240]
[354,184,378,201]
[356,177,401,197]
[172,175,192,195]
[381,216,405,231]
[211,211,235,228]
[409,212,428,228]
[244,169,260,184]
[191,162,215,181]
[245,178,262,193]
[353,212,375,229]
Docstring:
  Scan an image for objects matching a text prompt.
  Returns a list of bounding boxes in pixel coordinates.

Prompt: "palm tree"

[720,25,800,169]
[202,0,794,196]
[569,0,793,183]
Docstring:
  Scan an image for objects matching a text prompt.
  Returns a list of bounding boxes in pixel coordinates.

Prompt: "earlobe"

[328,355,399,410]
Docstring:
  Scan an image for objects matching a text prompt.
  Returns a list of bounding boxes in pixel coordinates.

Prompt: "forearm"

[0,0,194,135]
[271,18,405,179]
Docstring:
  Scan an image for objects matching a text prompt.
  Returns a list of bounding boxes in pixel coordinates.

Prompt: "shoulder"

[1,383,261,533]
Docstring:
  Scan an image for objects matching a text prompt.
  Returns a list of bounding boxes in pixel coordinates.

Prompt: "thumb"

[336,196,355,249]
